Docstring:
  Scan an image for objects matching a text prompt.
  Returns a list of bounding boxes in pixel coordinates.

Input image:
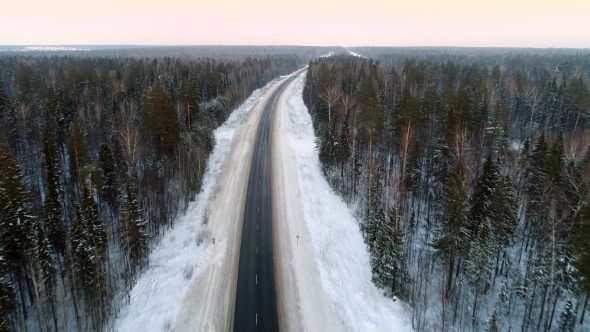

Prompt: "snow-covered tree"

[121,182,148,272]
[432,161,470,297]
[42,128,66,256]
[98,143,119,210]
[486,307,500,332]
[557,299,576,332]
[469,154,500,237]
[370,206,405,294]
[0,254,15,332]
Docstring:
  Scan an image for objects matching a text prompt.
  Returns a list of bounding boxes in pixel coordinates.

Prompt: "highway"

[233,75,297,332]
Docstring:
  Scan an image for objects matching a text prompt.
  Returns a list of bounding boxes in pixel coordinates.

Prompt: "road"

[233,75,297,331]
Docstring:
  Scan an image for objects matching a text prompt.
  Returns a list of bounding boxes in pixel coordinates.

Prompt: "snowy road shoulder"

[282,75,413,331]
[114,81,276,332]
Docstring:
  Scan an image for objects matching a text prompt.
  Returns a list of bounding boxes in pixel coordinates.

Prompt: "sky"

[1,0,589,47]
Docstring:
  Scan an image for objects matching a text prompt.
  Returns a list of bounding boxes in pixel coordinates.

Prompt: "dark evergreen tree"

[363,167,384,255]
[557,299,576,332]
[548,131,566,187]
[0,254,15,332]
[469,154,500,237]
[98,143,118,210]
[571,205,590,295]
[140,86,180,155]
[82,186,107,257]
[491,175,517,245]
[42,128,66,256]
[121,182,148,271]
[432,161,470,297]
[486,307,500,332]
[0,147,34,275]
[67,121,90,185]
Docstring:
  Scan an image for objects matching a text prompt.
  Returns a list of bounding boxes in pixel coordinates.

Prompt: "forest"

[304,50,590,331]
[0,46,338,331]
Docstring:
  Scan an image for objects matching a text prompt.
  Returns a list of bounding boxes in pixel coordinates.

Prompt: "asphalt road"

[233,75,297,332]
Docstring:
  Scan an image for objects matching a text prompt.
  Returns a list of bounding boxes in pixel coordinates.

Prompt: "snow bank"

[348,50,366,58]
[114,81,275,332]
[284,76,413,331]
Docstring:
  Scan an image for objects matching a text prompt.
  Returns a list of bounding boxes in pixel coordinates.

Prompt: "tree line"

[304,52,590,331]
[0,50,321,331]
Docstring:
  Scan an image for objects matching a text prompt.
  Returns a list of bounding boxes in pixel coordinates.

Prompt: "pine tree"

[42,128,66,256]
[98,143,119,210]
[140,86,180,155]
[178,79,200,130]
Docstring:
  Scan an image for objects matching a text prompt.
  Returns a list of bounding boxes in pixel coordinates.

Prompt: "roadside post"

[296,235,299,246]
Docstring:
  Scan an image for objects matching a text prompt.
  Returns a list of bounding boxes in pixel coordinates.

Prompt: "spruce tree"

[405,142,422,193]
[557,299,576,332]
[121,182,148,271]
[42,128,66,256]
[0,254,15,332]
[98,143,119,210]
[528,131,549,191]
[67,121,90,184]
[82,185,107,258]
[465,218,494,293]
[469,154,500,237]
[548,131,566,187]
[571,205,590,294]
[363,168,384,254]
[0,147,34,274]
[432,161,470,296]
[491,175,517,245]
[486,307,500,332]
[370,207,392,290]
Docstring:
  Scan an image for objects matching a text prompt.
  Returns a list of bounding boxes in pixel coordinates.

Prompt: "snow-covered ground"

[348,50,365,58]
[114,79,278,332]
[114,69,412,332]
[275,74,413,331]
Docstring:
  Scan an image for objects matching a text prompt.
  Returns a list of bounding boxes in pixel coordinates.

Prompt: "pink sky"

[2,0,589,47]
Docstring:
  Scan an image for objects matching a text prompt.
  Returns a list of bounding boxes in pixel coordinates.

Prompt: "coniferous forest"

[304,49,590,331]
[0,46,336,331]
